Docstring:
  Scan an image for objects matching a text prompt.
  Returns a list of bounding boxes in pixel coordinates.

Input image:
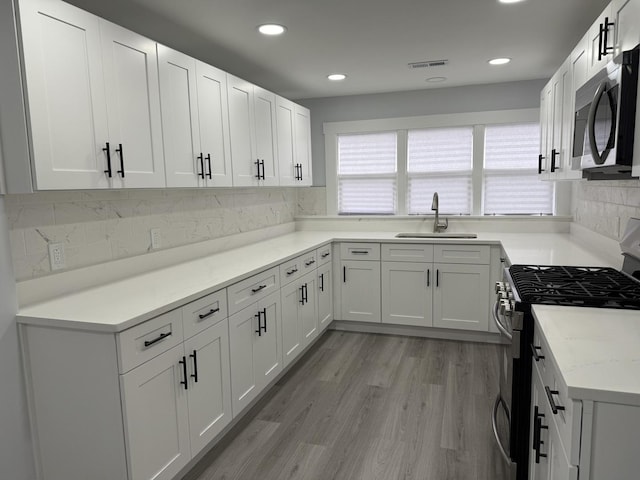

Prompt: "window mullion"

[397,130,407,215]
[472,125,484,216]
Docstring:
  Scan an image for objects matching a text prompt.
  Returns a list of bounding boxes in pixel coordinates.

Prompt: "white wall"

[0,196,35,479]
[298,79,547,185]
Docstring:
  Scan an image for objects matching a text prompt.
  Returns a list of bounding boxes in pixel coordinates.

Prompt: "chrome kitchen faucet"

[431,192,449,233]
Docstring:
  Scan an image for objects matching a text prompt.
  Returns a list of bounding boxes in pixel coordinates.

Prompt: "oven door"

[491,299,519,480]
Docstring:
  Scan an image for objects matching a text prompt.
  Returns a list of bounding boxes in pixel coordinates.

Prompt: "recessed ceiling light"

[328,73,347,81]
[257,24,286,36]
[488,57,511,65]
[426,76,447,83]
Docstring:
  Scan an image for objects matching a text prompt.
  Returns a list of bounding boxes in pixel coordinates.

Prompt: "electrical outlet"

[48,243,66,271]
[150,228,162,249]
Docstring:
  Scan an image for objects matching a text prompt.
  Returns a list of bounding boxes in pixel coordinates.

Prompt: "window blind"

[484,123,553,215]
[338,132,397,214]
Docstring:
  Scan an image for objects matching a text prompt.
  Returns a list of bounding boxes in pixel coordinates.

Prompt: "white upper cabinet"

[228,76,279,187]
[19,0,165,190]
[277,98,313,186]
[20,0,110,190]
[101,21,166,188]
[587,4,615,77]
[158,46,232,187]
[613,0,640,54]
[563,35,589,180]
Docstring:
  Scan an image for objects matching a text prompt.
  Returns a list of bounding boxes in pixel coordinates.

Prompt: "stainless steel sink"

[395,232,478,239]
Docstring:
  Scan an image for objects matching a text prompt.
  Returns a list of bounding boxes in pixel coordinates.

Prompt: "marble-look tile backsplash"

[573,179,640,240]
[296,187,327,216]
[7,188,296,280]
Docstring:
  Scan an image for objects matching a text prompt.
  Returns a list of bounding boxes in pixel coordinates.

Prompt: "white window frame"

[324,108,561,216]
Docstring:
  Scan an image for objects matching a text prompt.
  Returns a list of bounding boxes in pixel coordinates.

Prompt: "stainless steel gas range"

[491,219,640,480]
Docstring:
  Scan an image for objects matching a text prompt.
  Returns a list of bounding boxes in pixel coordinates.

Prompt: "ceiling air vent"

[408,59,449,69]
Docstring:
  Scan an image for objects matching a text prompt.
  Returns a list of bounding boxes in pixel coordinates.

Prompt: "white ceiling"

[64,0,610,100]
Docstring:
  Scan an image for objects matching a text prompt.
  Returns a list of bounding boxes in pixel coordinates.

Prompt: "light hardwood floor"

[184,331,508,480]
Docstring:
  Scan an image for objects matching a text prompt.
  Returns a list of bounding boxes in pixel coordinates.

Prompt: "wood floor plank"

[186,332,509,480]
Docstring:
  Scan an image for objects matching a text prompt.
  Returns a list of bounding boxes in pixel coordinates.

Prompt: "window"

[338,132,397,214]
[324,109,557,216]
[407,127,473,215]
[483,123,553,215]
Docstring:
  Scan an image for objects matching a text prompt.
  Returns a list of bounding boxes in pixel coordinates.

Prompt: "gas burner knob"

[499,299,513,316]
[507,291,514,300]
[504,284,512,293]
[495,282,506,293]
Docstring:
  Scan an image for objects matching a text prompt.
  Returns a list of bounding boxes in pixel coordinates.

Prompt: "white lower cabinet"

[317,262,333,331]
[229,291,282,416]
[382,261,433,327]
[340,259,381,322]
[281,271,318,367]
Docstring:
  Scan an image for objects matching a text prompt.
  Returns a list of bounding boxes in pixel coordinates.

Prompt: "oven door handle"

[493,301,513,341]
[492,394,513,466]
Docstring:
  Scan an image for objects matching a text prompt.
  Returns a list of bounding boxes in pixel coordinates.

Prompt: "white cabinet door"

[549,60,570,179]
[253,86,279,186]
[530,371,549,480]
[300,272,318,348]
[228,305,260,416]
[276,96,297,186]
[317,263,333,331]
[255,292,282,388]
[381,261,433,327]
[587,4,615,77]
[539,80,553,180]
[564,35,588,180]
[433,263,490,331]
[20,0,110,190]
[184,320,232,456]
[196,61,232,187]
[228,75,258,187]
[120,344,191,480]
[281,279,303,367]
[613,0,640,54]
[294,104,312,186]
[158,46,202,188]
[101,21,165,188]
[340,260,381,323]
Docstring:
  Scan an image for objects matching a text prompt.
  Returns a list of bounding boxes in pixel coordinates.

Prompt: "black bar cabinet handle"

[602,17,614,56]
[304,283,308,303]
[305,259,316,266]
[255,311,262,336]
[351,250,369,255]
[343,266,346,283]
[144,331,172,347]
[198,307,220,320]
[321,252,330,258]
[190,350,198,383]
[533,406,548,463]
[115,143,125,177]
[179,356,188,390]
[299,285,305,304]
[261,308,267,333]
[598,22,605,61]
[255,159,261,179]
[531,344,545,362]
[544,386,565,414]
[550,149,557,173]
[206,154,212,179]
[251,284,267,294]
[198,153,205,179]
[103,142,113,177]
[260,160,265,180]
[320,273,324,291]
[287,268,298,276]
[538,154,545,174]
[436,269,440,287]
[427,269,430,287]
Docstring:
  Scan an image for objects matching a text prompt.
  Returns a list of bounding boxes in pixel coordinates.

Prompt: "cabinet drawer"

[280,255,304,286]
[227,267,280,315]
[541,353,582,465]
[117,309,184,373]
[434,244,489,264]
[300,250,318,273]
[182,289,228,339]
[316,244,332,266]
[340,243,380,261]
[382,243,434,262]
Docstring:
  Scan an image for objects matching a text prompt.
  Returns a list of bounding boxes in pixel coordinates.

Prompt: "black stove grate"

[509,265,640,309]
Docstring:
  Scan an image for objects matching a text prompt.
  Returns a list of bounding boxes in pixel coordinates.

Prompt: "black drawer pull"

[545,386,565,414]
[531,344,545,362]
[251,284,267,294]
[179,356,188,390]
[351,250,369,255]
[286,268,298,276]
[321,252,330,258]
[198,307,220,320]
[144,331,172,347]
[305,259,316,266]
[190,350,198,383]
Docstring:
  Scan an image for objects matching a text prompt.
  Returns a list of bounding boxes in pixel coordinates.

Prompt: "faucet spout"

[431,192,448,233]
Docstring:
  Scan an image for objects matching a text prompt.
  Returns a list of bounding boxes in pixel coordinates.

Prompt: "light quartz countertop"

[16,230,619,333]
[533,305,640,406]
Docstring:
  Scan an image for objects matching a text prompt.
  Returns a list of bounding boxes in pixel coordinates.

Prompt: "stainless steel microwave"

[573,45,639,179]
